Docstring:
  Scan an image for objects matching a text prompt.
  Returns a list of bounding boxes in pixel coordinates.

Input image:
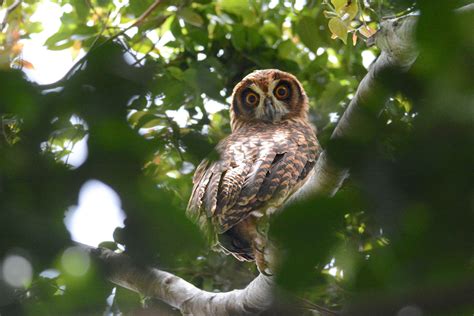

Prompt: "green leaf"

[331,0,348,11]
[295,16,320,52]
[328,17,348,44]
[230,25,260,51]
[132,36,155,54]
[178,8,204,27]
[168,66,184,81]
[259,22,281,44]
[25,21,43,34]
[341,0,358,21]
[44,32,73,50]
[216,0,256,25]
[277,40,298,59]
[231,25,246,51]
[217,0,249,16]
[331,0,358,21]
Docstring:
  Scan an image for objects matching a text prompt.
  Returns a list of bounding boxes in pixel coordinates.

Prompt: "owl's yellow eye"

[245,92,259,106]
[274,84,290,100]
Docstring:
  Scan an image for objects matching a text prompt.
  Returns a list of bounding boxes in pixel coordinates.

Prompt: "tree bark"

[83,245,275,316]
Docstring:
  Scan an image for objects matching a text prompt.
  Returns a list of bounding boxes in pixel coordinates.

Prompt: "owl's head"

[230,69,308,130]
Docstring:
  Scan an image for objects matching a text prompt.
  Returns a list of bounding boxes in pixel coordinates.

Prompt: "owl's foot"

[255,248,273,276]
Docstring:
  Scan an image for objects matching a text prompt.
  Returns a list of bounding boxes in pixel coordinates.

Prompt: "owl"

[187,69,320,274]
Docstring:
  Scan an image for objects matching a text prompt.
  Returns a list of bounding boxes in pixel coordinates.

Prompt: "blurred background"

[0,0,472,314]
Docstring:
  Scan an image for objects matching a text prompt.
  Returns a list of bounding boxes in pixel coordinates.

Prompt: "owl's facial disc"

[252,80,290,123]
[231,69,308,130]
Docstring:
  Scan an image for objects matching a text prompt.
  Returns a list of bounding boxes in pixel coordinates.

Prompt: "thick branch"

[311,15,418,196]
[81,245,275,316]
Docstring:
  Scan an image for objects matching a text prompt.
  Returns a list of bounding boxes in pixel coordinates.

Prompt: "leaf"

[71,40,82,60]
[359,25,377,38]
[331,0,347,11]
[131,36,155,54]
[44,32,73,50]
[22,60,34,70]
[259,22,281,44]
[323,10,338,18]
[11,42,23,55]
[295,16,320,52]
[216,0,256,25]
[128,110,146,122]
[331,0,358,21]
[217,0,249,16]
[352,32,358,46]
[141,118,165,129]
[24,21,43,34]
[277,40,298,59]
[230,25,261,51]
[178,8,204,27]
[14,59,35,70]
[328,17,348,44]
[341,0,358,21]
[167,66,184,81]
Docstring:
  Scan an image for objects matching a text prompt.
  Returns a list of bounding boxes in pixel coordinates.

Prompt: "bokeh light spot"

[2,255,33,288]
[64,180,126,247]
[61,246,90,277]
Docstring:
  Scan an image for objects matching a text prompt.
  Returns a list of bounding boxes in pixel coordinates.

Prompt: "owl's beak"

[264,97,276,122]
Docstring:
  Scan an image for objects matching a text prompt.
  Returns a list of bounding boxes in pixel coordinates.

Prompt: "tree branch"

[311,14,418,196]
[82,245,276,316]
[0,0,21,31]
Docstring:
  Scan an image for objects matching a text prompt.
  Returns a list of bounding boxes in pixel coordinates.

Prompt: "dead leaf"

[359,25,377,38]
[15,59,35,69]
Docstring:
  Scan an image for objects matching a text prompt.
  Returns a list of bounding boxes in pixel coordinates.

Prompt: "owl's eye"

[245,91,259,106]
[274,84,290,100]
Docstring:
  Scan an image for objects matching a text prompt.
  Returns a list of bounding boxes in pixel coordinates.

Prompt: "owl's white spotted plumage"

[187,69,320,273]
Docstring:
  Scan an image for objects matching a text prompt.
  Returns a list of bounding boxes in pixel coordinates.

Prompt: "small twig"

[88,10,112,49]
[0,0,21,31]
[84,0,101,20]
[1,117,8,144]
[94,0,163,47]
[164,113,185,162]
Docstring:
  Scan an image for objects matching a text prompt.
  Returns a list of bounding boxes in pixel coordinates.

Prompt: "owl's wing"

[187,123,319,237]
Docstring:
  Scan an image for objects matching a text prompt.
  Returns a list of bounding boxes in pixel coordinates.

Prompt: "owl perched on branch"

[187,69,320,274]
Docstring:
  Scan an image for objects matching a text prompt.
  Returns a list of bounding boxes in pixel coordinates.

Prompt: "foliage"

[0,0,472,314]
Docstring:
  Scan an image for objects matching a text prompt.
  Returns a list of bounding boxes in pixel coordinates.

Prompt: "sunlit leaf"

[216,0,249,16]
[328,17,348,44]
[71,40,82,60]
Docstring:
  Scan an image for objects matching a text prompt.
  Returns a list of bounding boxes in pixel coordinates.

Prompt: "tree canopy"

[0,0,473,315]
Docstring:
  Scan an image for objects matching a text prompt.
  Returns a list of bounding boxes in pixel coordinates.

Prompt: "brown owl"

[187,69,320,274]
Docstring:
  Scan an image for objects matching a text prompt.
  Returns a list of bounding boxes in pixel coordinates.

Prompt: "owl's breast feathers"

[187,119,320,243]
